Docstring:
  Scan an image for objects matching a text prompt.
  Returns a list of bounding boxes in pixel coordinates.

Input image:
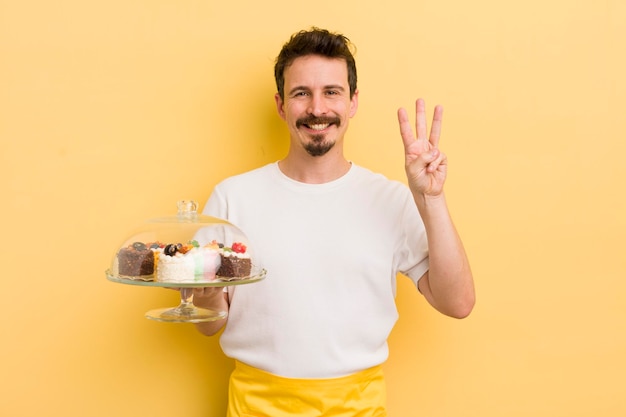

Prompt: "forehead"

[284,55,349,88]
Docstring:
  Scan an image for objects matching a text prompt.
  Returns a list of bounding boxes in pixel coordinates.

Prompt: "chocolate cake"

[217,254,251,278]
[216,242,251,278]
[117,242,155,277]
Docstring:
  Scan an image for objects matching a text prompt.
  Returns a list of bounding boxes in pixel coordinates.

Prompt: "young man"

[193,28,475,416]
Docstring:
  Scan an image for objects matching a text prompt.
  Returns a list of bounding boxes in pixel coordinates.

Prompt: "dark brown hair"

[274,27,357,100]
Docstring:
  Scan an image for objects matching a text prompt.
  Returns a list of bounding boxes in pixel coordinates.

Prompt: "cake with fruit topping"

[156,241,221,283]
[117,242,157,277]
[216,241,252,278]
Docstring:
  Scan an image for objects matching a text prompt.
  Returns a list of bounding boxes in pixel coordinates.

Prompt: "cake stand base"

[145,305,227,323]
[145,287,227,323]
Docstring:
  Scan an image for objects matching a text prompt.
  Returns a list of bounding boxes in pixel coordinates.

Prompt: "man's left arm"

[398,99,475,318]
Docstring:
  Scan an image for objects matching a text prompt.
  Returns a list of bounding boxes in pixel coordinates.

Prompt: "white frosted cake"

[157,252,195,282]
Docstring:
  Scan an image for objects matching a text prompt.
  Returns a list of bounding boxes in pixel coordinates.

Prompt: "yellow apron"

[227,361,388,417]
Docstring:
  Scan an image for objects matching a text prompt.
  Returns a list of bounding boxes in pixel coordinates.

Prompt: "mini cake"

[216,242,252,278]
[156,241,221,283]
[117,242,155,277]
[157,253,195,282]
[192,246,221,280]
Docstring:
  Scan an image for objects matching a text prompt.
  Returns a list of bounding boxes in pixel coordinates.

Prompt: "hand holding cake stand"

[105,201,266,323]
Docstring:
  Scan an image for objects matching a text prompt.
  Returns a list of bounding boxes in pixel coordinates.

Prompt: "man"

[192,27,475,416]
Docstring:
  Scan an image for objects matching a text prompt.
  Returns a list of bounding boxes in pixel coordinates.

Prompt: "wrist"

[413,190,446,209]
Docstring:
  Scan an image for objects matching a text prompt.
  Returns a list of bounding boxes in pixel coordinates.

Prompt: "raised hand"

[397,98,447,197]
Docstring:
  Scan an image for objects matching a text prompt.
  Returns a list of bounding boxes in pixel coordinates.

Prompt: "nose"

[307,93,328,116]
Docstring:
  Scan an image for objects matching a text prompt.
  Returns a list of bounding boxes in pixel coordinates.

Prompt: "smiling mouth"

[296,116,340,131]
[308,123,330,131]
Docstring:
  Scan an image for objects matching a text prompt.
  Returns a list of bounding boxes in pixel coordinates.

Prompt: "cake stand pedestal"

[105,268,266,323]
[145,287,226,323]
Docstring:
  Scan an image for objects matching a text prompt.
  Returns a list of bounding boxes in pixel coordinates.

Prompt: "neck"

[278,150,351,184]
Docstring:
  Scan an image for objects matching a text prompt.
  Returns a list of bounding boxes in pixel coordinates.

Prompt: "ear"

[275,93,286,120]
[349,89,359,118]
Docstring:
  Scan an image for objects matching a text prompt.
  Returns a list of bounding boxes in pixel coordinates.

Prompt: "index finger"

[397,107,416,149]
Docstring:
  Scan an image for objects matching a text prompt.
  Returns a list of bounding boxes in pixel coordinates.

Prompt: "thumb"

[428,148,440,161]
[410,148,441,174]
[415,148,439,166]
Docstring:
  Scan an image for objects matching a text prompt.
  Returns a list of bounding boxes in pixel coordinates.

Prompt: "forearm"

[193,289,230,336]
[415,192,475,318]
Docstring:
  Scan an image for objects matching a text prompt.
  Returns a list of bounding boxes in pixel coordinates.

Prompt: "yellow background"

[2,0,625,416]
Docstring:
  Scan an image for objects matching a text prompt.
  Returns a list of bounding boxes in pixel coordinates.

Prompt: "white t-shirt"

[203,162,429,378]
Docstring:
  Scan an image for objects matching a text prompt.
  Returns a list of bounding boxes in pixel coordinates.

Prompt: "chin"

[304,139,334,157]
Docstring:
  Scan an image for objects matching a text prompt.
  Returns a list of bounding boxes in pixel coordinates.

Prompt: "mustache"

[295,115,341,128]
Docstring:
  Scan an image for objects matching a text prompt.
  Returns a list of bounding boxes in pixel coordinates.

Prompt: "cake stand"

[105,200,266,324]
[105,268,266,323]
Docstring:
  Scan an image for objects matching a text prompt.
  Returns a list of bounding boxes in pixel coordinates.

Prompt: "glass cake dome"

[105,200,266,323]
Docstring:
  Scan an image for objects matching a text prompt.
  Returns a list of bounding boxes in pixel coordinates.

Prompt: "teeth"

[309,124,329,131]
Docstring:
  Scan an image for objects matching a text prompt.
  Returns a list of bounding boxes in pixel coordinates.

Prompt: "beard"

[296,115,341,157]
[304,134,334,156]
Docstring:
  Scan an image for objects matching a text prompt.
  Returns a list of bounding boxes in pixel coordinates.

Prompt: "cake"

[193,246,222,280]
[156,252,195,282]
[117,242,156,277]
[155,241,221,283]
[216,242,252,278]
